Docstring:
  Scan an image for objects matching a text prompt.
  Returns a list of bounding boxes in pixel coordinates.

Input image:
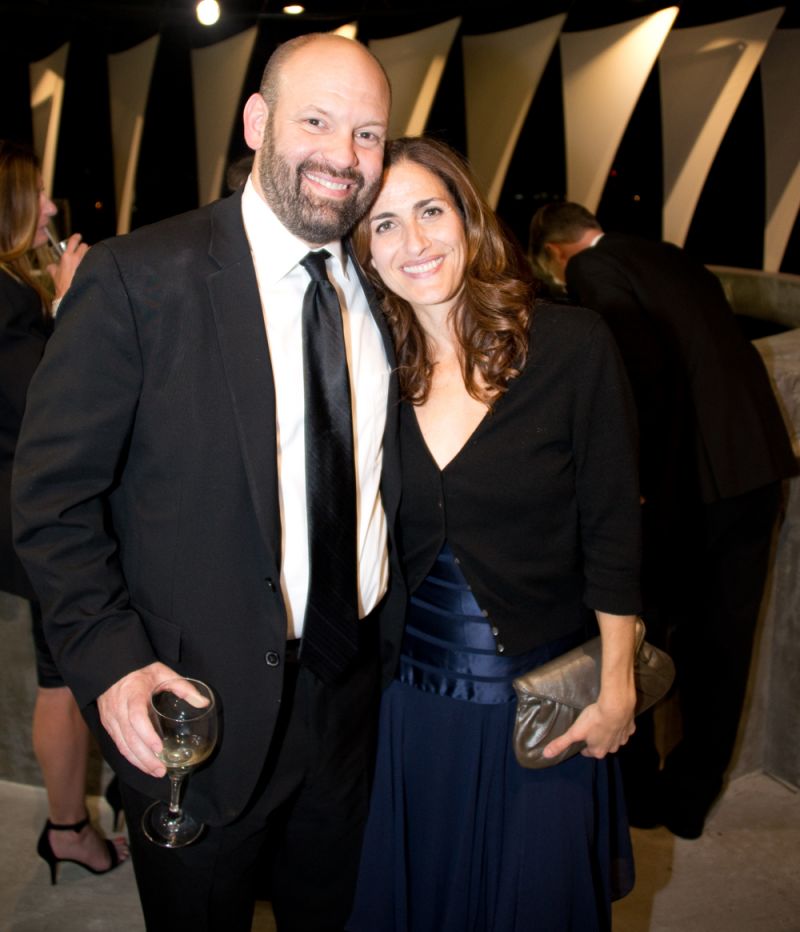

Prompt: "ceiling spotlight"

[283,5,305,13]
[196,0,221,26]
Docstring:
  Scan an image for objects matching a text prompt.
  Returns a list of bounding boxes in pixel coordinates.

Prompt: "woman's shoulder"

[529,298,607,349]
[532,296,600,325]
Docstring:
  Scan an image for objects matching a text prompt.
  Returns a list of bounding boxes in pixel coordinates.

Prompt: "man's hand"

[97,661,182,778]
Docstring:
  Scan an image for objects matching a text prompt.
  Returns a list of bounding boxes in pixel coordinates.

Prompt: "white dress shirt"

[241,177,390,638]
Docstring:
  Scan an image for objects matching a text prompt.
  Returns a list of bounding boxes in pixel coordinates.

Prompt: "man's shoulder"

[577,232,713,291]
[593,231,660,258]
[100,191,242,261]
[595,232,697,267]
[566,232,634,277]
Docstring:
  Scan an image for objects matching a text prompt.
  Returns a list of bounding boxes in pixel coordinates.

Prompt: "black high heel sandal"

[104,775,125,831]
[36,816,123,885]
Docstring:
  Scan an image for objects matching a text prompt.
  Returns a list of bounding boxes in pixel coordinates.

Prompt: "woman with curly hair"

[347,136,642,931]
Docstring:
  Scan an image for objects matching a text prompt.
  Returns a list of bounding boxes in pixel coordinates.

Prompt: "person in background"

[529,201,798,839]
[0,139,127,882]
[12,34,404,932]
[225,152,254,193]
[347,136,642,932]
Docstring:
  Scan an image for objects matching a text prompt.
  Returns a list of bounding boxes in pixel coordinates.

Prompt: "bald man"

[13,34,405,930]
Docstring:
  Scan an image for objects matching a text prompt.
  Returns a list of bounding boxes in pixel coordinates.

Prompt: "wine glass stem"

[168,772,185,817]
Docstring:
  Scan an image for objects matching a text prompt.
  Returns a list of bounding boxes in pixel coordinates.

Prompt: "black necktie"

[298,249,360,683]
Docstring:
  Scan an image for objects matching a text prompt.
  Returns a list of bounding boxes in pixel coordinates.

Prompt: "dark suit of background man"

[12,33,406,932]
[529,202,798,839]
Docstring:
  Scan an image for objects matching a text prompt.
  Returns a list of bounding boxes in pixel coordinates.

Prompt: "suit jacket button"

[265,650,281,667]
[265,578,277,592]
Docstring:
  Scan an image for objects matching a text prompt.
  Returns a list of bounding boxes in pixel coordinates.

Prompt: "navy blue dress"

[347,544,635,932]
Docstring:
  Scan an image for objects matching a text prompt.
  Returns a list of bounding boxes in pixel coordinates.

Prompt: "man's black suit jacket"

[11,190,406,826]
[565,232,797,515]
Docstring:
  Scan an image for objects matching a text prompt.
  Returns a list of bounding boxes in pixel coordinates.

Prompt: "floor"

[0,771,798,931]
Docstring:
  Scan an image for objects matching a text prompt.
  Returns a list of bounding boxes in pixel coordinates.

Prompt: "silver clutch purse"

[512,619,675,769]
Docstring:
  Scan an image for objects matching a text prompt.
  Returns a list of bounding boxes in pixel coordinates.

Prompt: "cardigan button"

[481,609,489,618]
[491,626,499,636]
[497,643,505,654]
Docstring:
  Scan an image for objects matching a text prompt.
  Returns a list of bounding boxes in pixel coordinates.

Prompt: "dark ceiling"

[3,0,799,59]
[3,0,798,273]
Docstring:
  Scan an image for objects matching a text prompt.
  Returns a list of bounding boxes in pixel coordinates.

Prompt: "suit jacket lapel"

[205,218,401,567]
[207,191,282,564]
[345,239,395,363]
[345,239,402,524]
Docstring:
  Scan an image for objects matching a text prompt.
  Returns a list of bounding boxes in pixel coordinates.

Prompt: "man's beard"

[258,125,380,244]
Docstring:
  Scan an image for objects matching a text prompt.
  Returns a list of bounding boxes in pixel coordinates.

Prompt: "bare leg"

[33,686,128,869]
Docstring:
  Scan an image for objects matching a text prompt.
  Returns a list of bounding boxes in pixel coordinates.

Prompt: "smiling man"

[12,33,406,932]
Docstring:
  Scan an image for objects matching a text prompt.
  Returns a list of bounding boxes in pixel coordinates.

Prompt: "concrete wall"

[711,266,800,330]
[0,592,42,785]
[732,328,800,789]
[693,266,800,788]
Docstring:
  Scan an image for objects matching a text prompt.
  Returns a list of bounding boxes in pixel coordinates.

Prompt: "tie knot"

[301,249,332,283]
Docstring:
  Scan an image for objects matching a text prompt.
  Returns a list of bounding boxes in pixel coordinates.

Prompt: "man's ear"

[243,93,268,150]
[545,242,565,263]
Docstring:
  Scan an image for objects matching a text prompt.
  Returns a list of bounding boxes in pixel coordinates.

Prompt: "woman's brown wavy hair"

[352,136,535,406]
[0,140,50,307]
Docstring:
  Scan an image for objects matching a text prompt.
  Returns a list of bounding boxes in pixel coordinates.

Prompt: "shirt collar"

[241,175,349,285]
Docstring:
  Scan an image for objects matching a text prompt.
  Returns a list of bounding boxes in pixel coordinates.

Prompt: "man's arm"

[11,243,175,776]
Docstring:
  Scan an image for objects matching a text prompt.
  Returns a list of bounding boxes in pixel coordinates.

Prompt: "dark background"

[2,0,799,273]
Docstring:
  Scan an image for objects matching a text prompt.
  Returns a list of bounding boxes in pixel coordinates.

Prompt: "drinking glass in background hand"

[45,226,68,260]
[141,677,218,848]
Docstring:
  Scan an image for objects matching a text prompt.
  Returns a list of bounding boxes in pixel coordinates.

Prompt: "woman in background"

[347,136,641,931]
[0,139,126,882]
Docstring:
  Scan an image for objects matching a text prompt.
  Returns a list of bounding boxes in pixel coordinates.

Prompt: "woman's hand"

[541,612,638,762]
[542,689,636,761]
[47,232,89,302]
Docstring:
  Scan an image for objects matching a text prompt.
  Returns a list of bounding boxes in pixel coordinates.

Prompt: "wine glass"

[45,226,68,261]
[141,677,218,848]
